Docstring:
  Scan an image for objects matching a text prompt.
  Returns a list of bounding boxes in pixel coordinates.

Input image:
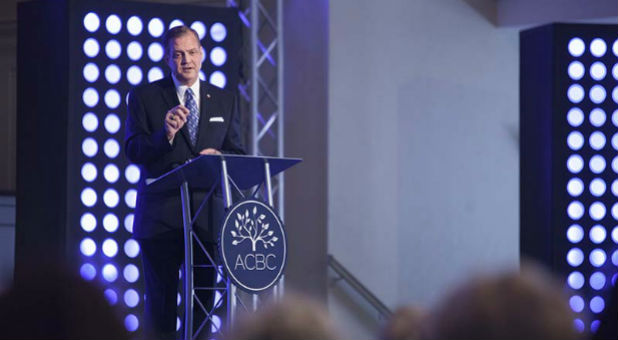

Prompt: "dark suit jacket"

[125,76,245,241]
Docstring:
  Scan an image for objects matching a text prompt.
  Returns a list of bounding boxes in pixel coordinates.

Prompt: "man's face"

[165,32,203,86]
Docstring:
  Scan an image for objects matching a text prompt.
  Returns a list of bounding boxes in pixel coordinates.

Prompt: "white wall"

[328,0,520,321]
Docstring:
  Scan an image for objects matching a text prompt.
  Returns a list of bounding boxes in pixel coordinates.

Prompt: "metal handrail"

[327,255,392,318]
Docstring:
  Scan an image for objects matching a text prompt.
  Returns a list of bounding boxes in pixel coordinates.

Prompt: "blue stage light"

[613,64,618,80]
[591,320,601,333]
[124,239,140,258]
[81,162,97,182]
[567,108,584,127]
[590,296,605,313]
[176,317,181,331]
[80,212,97,232]
[589,155,606,174]
[613,226,618,243]
[589,249,606,267]
[210,47,227,66]
[211,315,221,333]
[199,70,205,81]
[80,263,96,281]
[83,38,100,58]
[589,201,606,221]
[590,272,606,290]
[568,84,584,103]
[590,108,606,127]
[612,203,618,220]
[567,224,584,243]
[568,271,585,289]
[104,288,118,305]
[103,188,119,208]
[83,63,99,83]
[104,89,121,109]
[589,85,606,104]
[105,40,122,60]
[209,71,226,88]
[104,113,121,134]
[102,263,119,282]
[567,201,584,220]
[124,314,139,332]
[567,248,584,266]
[590,62,607,81]
[589,178,606,197]
[570,295,585,312]
[123,265,139,283]
[147,42,163,62]
[567,178,584,196]
[80,237,97,256]
[148,18,164,38]
[210,22,227,42]
[82,112,98,132]
[568,61,584,80]
[124,214,134,233]
[612,179,618,195]
[103,213,119,233]
[106,14,122,35]
[127,41,143,61]
[83,12,100,33]
[567,131,584,150]
[104,139,120,158]
[127,65,143,85]
[590,38,607,57]
[612,249,618,265]
[574,319,585,333]
[169,19,184,29]
[103,238,119,257]
[105,64,121,84]
[81,137,98,157]
[191,21,206,40]
[127,16,143,36]
[147,67,163,82]
[124,289,139,307]
[589,131,606,150]
[589,225,606,244]
[613,39,618,56]
[125,189,137,209]
[124,164,140,184]
[612,86,618,104]
[82,87,99,108]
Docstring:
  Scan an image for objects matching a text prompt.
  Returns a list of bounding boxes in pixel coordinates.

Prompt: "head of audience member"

[0,259,128,339]
[226,293,341,340]
[380,305,428,340]
[425,262,581,340]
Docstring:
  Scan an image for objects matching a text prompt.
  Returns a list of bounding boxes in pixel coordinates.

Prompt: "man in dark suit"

[124,25,245,339]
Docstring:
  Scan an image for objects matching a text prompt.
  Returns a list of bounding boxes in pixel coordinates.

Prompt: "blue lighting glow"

[124,289,139,308]
[127,41,143,61]
[589,178,606,197]
[567,108,584,127]
[127,65,143,85]
[124,314,139,332]
[567,248,584,266]
[123,264,140,283]
[103,188,119,208]
[103,213,119,233]
[613,64,618,81]
[590,249,606,267]
[590,38,607,57]
[210,22,227,42]
[81,187,97,207]
[82,112,98,132]
[568,271,585,290]
[83,63,99,83]
[81,137,98,157]
[612,203,618,220]
[567,178,584,196]
[568,61,585,80]
[589,155,606,174]
[80,263,96,281]
[124,239,140,258]
[590,272,606,290]
[567,224,584,243]
[82,88,99,108]
[574,319,585,333]
[211,315,221,334]
[567,131,584,150]
[199,70,205,81]
[148,67,164,82]
[125,164,140,184]
[592,320,601,333]
[104,139,120,159]
[83,38,100,57]
[105,14,122,35]
[127,16,143,36]
[124,214,134,233]
[80,238,96,256]
[191,21,207,40]
[590,62,607,81]
[83,12,100,33]
[589,225,606,244]
[613,179,618,196]
[567,155,584,173]
[81,162,97,182]
[105,40,122,60]
[104,89,121,109]
[209,71,226,89]
[590,296,605,314]
[125,189,137,209]
[169,19,184,29]
[589,132,606,150]
[148,18,164,38]
[210,47,227,66]
[613,87,618,104]
[214,290,223,307]
[102,238,118,258]
[102,263,119,282]
[80,213,97,232]
[147,42,164,62]
[568,84,585,103]
[105,64,121,84]
[613,249,618,265]
[104,288,118,305]
[104,114,121,134]
[613,226,618,243]
[567,201,584,220]
[614,39,618,57]
[589,85,606,104]
[569,295,585,313]
[589,202,606,220]
[590,108,606,127]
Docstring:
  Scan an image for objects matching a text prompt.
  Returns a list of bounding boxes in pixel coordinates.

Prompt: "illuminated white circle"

[210,22,227,42]
[103,213,119,233]
[81,137,98,157]
[590,249,606,267]
[612,179,618,195]
[127,41,143,61]
[104,89,121,109]
[568,271,584,289]
[104,113,121,134]
[147,42,164,62]
[589,178,606,197]
[103,164,120,183]
[590,38,607,57]
[589,225,606,244]
[589,155,606,174]
[567,248,584,266]
[83,63,99,82]
[613,203,618,220]
[105,14,122,34]
[80,264,96,281]
[123,266,140,284]
[209,71,226,88]
[80,213,96,232]
[81,187,97,207]
[199,70,206,81]
[83,38,100,57]
[590,108,606,127]
[103,188,119,208]
[102,238,118,257]
[125,164,140,184]
[613,64,618,81]
[125,314,139,332]
[567,131,584,150]
[105,40,122,60]
[568,61,584,80]
[83,12,100,32]
[104,64,121,84]
[567,201,584,220]
[567,108,584,127]
[590,62,607,81]
[589,85,606,104]
[124,289,140,308]
[191,21,207,40]
[589,201,606,220]
[613,87,618,104]
[125,189,137,209]
[104,139,120,158]
[567,178,584,196]
[80,238,96,256]
[81,162,97,182]
[148,67,164,82]
[612,134,618,150]
[124,239,140,258]
[169,19,184,29]
[613,226,618,243]
[567,84,584,103]
[148,18,164,38]
[590,272,606,290]
[210,47,227,66]
[82,88,99,108]
[102,264,118,282]
[127,16,143,36]
[201,46,206,62]
[567,154,584,174]
[124,214,134,233]
[589,131,606,150]
[127,65,143,85]
[82,112,98,132]
[567,224,584,243]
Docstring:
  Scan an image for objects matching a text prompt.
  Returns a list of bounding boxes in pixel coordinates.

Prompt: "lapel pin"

[206,93,211,99]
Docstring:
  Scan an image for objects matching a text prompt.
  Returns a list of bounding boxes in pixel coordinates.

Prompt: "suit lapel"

[162,77,194,152]
[196,82,219,148]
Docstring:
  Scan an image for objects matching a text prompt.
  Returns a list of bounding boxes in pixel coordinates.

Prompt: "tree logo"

[220,199,286,292]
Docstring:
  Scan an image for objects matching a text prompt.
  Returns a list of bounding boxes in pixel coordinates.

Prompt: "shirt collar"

[172,74,200,104]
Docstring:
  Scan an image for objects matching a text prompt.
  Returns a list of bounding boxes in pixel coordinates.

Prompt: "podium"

[147,154,301,340]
